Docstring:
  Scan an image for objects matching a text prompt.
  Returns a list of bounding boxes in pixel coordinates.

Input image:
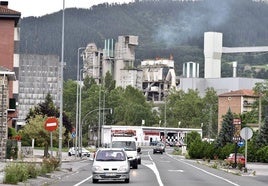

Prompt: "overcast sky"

[7,0,133,17]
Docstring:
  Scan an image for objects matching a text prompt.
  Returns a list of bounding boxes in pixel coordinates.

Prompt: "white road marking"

[168,169,184,172]
[142,151,164,186]
[73,175,92,186]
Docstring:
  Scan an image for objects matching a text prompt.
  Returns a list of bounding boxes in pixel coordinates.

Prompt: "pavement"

[0,152,94,186]
[1,151,268,185]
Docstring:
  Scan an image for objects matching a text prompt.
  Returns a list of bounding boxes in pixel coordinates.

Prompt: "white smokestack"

[232,61,237,77]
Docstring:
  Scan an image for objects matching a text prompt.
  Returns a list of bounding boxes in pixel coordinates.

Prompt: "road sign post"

[240,127,253,169]
[44,117,58,157]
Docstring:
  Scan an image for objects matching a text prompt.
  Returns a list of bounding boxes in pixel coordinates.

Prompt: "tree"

[18,115,65,157]
[83,75,96,91]
[165,89,204,128]
[109,86,156,126]
[202,87,218,138]
[104,71,116,92]
[256,117,268,148]
[253,81,268,124]
[25,94,73,146]
[63,80,78,122]
[216,108,234,147]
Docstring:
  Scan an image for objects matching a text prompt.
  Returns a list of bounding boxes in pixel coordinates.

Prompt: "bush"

[202,142,216,160]
[188,139,205,159]
[217,143,235,160]
[4,163,29,184]
[256,146,268,163]
[27,163,41,178]
[42,157,60,173]
[4,157,59,184]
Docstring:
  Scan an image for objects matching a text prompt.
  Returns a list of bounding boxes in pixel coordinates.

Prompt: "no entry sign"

[44,117,58,132]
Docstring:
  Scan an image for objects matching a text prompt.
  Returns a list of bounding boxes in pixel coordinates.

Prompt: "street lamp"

[75,47,85,157]
[78,68,84,153]
[58,0,65,165]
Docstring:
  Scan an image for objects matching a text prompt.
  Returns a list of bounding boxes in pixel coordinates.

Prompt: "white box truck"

[111,136,140,169]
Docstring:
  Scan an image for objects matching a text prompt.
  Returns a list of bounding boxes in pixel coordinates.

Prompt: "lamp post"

[78,68,84,154]
[58,0,65,165]
[98,86,101,147]
[164,92,167,142]
[75,47,85,157]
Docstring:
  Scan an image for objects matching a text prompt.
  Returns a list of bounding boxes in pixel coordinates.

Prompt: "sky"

[7,0,133,18]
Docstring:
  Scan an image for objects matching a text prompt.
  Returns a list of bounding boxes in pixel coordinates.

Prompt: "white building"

[179,32,267,97]
[100,125,201,147]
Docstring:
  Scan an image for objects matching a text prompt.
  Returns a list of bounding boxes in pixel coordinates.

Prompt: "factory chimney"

[232,61,237,77]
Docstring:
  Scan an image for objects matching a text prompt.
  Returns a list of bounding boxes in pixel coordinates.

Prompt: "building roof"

[0,3,21,26]
[218,89,258,97]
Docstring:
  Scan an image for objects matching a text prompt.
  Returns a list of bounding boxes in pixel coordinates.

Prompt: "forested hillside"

[19,0,268,80]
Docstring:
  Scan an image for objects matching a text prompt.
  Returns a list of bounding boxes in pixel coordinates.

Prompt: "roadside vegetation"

[4,157,60,184]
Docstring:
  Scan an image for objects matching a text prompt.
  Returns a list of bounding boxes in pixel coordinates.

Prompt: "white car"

[68,147,90,157]
[92,148,130,183]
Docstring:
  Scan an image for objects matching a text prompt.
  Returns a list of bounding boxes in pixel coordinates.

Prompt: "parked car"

[153,142,165,154]
[68,147,90,157]
[92,148,130,183]
[224,153,245,167]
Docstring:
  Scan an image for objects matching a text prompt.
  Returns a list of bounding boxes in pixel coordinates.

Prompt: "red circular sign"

[44,117,58,132]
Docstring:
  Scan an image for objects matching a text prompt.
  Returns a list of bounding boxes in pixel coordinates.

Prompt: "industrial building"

[82,36,177,101]
[179,32,267,97]
[82,35,142,89]
[141,58,177,102]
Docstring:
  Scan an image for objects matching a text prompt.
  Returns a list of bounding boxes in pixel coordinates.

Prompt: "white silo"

[204,32,223,78]
[183,61,199,78]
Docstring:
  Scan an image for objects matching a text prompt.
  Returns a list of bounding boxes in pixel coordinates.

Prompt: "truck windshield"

[112,141,136,151]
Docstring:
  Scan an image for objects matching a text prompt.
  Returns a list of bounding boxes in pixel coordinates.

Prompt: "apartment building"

[218,89,259,132]
[0,1,20,159]
[0,1,20,126]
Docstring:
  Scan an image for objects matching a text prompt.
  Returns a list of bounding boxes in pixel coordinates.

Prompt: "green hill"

[19,0,268,79]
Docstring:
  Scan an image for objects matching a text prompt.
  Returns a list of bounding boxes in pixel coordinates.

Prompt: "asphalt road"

[48,147,268,186]
[2,147,268,186]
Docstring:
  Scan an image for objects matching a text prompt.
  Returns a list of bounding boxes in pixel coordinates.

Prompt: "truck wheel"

[132,161,138,169]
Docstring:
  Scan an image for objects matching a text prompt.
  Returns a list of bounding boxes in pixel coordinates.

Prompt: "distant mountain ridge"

[19,0,268,79]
